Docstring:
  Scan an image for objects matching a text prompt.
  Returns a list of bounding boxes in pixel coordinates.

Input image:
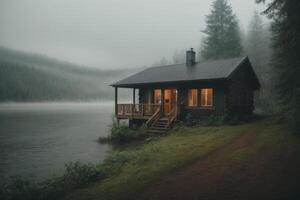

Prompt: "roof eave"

[227,56,248,79]
[110,78,228,88]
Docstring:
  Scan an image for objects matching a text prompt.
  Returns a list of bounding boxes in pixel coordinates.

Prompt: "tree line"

[0,61,107,102]
[154,0,300,132]
[256,0,300,132]
[0,47,136,102]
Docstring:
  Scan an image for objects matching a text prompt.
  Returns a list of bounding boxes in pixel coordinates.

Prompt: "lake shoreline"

[3,116,298,200]
[0,102,114,180]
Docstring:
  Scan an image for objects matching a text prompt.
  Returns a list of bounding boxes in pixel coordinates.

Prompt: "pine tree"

[257,0,300,131]
[201,0,243,60]
[152,57,170,67]
[245,12,274,112]
[172,49,185,64]
[246,12,266,65]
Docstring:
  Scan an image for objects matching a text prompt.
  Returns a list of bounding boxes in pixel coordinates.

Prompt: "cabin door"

[164,89,177,115]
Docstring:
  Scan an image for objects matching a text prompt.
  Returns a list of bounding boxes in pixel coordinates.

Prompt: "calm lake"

[0,102,114,181]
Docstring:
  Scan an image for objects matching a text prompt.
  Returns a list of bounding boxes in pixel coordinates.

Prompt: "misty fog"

[0,0,265,69]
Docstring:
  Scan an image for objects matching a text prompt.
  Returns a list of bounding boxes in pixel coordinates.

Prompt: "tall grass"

[0,162,105,200]
[0,151,139,200]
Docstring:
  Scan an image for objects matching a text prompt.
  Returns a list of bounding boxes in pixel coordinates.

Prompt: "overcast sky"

[0,0,266,69]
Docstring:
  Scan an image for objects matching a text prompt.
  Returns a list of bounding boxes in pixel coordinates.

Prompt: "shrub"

[0,149,144,200]
[102,152,134,175]
[183,114,225,127]
[0,177,41,200]
[199,115,226,126]
[99,116,147,144]
[184,113,197,126]
[0,162,105,200]
[61,162,104,188]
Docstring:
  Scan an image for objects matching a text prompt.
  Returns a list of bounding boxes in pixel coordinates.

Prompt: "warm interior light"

[154,89,161,104]
[188,89,198,106]
[201,88,213,106]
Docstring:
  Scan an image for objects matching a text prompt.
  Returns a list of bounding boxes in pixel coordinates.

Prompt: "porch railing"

[166,106,178,127]
[117,104,160,118]
[146,106,161,128]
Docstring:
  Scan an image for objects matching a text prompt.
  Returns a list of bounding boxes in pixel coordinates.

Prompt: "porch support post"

[161,88,165,116]
[115,87,118,117]
[141,89,144,117]
[133,88,136,105]
[132,88,136,118]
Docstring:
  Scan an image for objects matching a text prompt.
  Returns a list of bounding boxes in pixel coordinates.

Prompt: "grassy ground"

[62,115,300,200]
[140,118,300,200]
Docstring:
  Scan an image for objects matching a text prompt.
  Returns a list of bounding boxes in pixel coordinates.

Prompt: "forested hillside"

[0,47,137,102]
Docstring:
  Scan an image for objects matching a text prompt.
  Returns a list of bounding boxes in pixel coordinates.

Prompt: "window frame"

[200,88,214,107]
[186,88,214,108]
[187,89,198,107]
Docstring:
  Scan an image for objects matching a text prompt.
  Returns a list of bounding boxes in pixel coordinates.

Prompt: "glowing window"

[154,89,161,104]
[201,88,213,106]
[188,89,198,107]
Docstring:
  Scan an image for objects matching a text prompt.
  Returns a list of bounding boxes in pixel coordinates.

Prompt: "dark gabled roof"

[111,56,253,88]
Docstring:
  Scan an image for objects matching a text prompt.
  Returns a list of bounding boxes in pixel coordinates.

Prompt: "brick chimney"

[186,48,196,66]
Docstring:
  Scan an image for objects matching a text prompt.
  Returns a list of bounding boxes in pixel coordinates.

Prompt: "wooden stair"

[146,106,178,135]
[147,118,170,134]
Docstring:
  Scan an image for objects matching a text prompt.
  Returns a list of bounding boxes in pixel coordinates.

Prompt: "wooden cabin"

[111,49,260,133]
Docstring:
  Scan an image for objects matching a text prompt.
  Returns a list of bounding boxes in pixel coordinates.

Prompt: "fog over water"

[0,102,113,180]
[0,0,265,69]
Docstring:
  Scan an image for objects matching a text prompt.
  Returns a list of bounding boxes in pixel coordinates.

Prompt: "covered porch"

[114,87,179,121]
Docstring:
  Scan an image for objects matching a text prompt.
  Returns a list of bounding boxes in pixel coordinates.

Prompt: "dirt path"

[139,129,300,200]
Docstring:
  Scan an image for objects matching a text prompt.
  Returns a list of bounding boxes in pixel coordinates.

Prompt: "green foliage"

[257,0,300,132]
[0,162,104,200]
[1,117,281,200]
[183,113,225,127]
[0,46,134,102]
[182,113,260,127]
[200,115,226,126]
[110,124,139,144]
[0,61,88,101]
[0,177,40,200]
[201,0,243,60]
[184,113,195,126]
[244,12,277,114]
[99,117,147,144]
[60,162,104,188]
[102,152,133,175]
[0,143,159,200]
[65,119,264,200]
